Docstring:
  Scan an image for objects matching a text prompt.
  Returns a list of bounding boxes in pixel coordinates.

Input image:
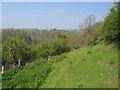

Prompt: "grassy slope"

[2,61,52,88]
[41,42,118,88]
[2,42,118,88]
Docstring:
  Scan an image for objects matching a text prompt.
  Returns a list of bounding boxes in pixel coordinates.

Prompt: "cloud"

[56,9,64,13]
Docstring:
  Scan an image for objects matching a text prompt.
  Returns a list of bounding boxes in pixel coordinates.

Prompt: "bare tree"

[79,15,96,32]
[84,15,96,29]
[78,15,96,45]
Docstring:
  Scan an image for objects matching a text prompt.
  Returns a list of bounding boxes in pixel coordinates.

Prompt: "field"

[2,41,118,88]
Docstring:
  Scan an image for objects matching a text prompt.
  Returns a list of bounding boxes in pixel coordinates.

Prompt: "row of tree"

[2,35,70,70]
[38,35,70,59]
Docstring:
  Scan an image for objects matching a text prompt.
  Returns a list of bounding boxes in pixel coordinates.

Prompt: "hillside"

[2,41,118,88]
[1,2,119,89]
[2,29,77,46]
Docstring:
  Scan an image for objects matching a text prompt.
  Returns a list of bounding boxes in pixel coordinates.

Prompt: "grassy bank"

[41,42,118,88]
[2,42,118,88]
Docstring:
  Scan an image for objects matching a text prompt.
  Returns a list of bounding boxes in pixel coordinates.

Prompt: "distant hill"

[2,29,84,47]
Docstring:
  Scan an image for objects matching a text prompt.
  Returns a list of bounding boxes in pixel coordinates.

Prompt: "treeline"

[2,35,70,70]
[1,2,119,70]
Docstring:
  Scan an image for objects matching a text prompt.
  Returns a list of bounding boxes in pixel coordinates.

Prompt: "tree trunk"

[18,59,21,68]
[2,66,4,74]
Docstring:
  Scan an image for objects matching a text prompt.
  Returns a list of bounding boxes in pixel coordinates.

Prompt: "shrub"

[2,38,34,69]
[38,43,53,59]
[52,35,71,55]
[102,2,120,40]
[2,61,52,88]
[37,35,71,59]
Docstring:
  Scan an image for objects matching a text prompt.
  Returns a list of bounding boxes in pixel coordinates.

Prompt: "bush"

[86,22,103,45]
[102,2,119,40]
[2,38,34,69]
[38,43,53,59]
[52,35,71,55]
[2,61,52,88]
[37,35,71,59]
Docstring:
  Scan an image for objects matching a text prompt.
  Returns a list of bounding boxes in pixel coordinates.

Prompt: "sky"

[2,2,114,30]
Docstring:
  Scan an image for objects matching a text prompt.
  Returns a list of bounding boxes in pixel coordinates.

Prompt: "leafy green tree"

[38,43,53,59]
[102,2,119,40]
[52,35,71,55]
[38,35,71,59]
[2,38,33,69]
[30,47,40,60]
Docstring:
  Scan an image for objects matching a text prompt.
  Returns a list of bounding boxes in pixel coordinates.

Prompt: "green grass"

[2,42,118,88]
[41,42,118,88]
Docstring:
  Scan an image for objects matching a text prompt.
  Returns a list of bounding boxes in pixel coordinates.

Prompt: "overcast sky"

[2,2,114,29]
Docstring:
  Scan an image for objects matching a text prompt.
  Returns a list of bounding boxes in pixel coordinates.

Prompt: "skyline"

[2,2,114,30]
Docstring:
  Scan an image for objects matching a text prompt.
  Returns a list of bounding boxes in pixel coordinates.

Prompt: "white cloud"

[56,9,65,13]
